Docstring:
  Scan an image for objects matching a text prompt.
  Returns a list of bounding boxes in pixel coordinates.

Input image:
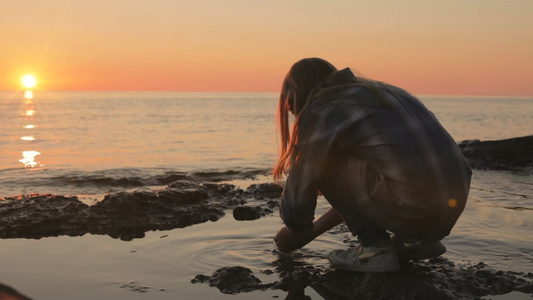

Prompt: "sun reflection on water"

[19,85,43,168]
[19,151,42,168]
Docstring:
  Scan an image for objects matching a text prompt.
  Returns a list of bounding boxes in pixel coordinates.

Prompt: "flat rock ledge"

[0,181,282,241]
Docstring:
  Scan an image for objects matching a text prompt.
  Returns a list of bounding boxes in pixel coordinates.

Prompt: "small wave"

[504,206,533,211]
[51,168,271,188]
[470,186,531,199]
[0,167,273,199]
[51,175,145,187]
[189,168,270,182]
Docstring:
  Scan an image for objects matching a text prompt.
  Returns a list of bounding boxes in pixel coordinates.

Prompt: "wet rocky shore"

[192,257,533,299]
[1,136,532,299]
[1,136,531,241]
[0,177,281,241]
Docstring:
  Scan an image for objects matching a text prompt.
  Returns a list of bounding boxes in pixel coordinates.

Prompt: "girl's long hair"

[273,58,398,184]
[273,58,337,183]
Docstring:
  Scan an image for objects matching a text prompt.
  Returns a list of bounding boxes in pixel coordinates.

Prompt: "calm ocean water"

[0,91,532,299]
[0,91,531,197]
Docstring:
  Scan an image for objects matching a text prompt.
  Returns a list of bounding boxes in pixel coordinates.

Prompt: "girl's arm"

[274,207,344,253]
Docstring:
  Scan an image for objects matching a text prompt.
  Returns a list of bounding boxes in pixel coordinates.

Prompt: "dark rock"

[0,180,245,241]
[194,258,533,299]
[518,282,533,293]
[0,168,282,240]
[233,206,262,221]
[233,182,281,219]
[119,281,152,293]
[458,135,533,170]
[0,194,89,239]
[246,183,283,199]
[192,266,274,294]
[92,197,223,240]
[87,180,226,240]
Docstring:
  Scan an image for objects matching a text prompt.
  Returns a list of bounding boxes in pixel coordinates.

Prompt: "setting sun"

[22,75,36,88]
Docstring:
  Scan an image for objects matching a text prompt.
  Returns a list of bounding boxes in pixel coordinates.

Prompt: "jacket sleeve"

[279,110,333,231]
[280,152,320,231]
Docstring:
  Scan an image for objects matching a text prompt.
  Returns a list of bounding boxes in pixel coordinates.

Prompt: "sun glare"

[20,150,41,168]
[22,75,36,88]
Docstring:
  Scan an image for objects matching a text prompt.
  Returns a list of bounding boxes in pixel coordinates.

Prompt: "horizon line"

[0,89,532,99]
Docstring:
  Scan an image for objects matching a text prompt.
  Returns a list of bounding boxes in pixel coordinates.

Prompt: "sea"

[0,91,532,300]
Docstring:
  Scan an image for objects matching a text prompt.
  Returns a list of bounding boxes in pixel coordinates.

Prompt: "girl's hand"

[273,207,344,253]
[273,226,313,253]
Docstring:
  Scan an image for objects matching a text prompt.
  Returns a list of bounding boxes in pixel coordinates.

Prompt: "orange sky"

[1,0,532,96]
